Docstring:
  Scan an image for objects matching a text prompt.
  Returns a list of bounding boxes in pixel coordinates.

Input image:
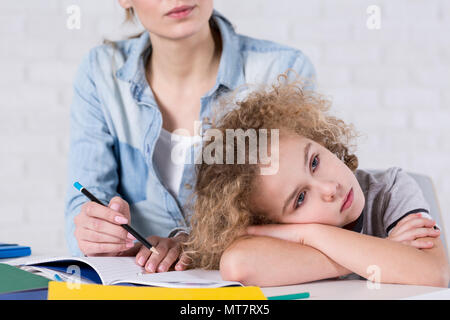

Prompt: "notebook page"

[6,256,143,285]
[6,256,242,287]
[114,269,243,288]
[79,257,144,284]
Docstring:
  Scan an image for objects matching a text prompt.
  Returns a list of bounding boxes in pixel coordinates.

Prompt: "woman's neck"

[147,23,221,87]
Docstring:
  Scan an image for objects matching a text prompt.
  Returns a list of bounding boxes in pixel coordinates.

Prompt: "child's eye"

[311,155,319,171]
[294,155,319,209]
[295,191,306,208]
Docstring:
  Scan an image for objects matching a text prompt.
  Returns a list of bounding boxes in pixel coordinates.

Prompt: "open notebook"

[7,256,242,288]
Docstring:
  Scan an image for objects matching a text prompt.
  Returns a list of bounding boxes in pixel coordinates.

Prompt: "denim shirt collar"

[116,10,245,92]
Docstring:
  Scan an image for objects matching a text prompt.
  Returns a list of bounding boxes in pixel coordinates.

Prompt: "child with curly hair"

[182,73,450,287]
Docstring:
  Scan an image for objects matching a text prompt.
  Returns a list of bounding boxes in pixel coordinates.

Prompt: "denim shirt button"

[184,183,192,190]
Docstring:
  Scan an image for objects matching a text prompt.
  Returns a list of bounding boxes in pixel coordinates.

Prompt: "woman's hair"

[124,7,135,24]
[122,7,146,39]
[103,7,144,47]
[182,72,360,270]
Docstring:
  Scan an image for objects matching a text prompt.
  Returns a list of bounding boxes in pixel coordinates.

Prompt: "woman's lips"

[166,5,195,19]
[341,188,353,213]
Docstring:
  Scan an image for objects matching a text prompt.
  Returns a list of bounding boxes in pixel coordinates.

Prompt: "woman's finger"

[136,245,153,267]
[79,240,133,256]
[77,227,134,244]
[175,253,192,271]
[117,242,142,257]
[108,196,131,222]
[84,216,130,240]
[136,236,160,267]
[83,201,130,226]
[145,240,170,273]
[157,246,181,272]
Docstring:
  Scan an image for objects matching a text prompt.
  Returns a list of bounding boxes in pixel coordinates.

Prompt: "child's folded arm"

[305,224,450,287]
[219,235,353,287]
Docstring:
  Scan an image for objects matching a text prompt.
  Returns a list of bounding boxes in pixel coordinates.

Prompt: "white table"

[261,278,449,300]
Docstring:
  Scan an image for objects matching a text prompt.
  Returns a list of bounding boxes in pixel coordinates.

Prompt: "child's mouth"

[341,188,353,213]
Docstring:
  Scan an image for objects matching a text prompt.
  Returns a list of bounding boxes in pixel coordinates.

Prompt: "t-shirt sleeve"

[382,167,438,236]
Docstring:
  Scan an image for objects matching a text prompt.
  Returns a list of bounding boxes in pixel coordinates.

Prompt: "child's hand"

[134,233,191,273]
[387,213,440,249]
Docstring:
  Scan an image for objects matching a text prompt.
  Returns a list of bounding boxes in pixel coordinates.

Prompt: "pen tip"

[74,182,83,191]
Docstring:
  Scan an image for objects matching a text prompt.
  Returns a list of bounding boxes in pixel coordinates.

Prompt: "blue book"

[0,244,31,259]
[0,288,48,300]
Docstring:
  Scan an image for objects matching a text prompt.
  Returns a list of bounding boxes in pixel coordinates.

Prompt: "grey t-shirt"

[338,167,439,280]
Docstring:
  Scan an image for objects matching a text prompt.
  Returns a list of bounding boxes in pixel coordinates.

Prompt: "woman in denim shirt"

[65,0,316,273]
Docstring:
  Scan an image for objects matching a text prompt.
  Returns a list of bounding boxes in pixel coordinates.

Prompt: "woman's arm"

[220,235,353,287]
[65,51,120,256]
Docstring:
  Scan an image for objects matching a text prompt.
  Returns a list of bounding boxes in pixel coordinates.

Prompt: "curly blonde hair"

[182,72,360,270]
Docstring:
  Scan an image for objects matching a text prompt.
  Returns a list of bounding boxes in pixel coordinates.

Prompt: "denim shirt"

[65,11,316,256]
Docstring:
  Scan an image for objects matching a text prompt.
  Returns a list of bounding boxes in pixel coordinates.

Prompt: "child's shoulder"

[356,166,427,214]
[355,167,423,206]
[355,167,430,238]
[355,167,405,191]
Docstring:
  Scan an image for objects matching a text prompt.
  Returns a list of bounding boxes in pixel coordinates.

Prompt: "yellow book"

[48,281,267,300]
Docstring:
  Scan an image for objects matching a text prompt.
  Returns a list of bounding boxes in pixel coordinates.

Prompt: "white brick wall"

[1,0,449,256]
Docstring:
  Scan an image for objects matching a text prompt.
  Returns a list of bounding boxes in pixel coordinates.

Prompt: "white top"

[153,127,202,197]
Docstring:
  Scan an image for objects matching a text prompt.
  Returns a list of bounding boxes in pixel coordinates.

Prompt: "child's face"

[250,134,365,228]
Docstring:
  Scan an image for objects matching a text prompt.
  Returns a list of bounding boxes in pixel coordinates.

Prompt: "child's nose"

[319,181,339,201]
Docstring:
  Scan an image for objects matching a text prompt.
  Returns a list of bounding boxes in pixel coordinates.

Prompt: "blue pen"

[54,274,63,282]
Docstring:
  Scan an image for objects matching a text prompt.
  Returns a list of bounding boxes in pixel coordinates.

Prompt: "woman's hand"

[135,233,191,273]
[74,196,136,256]
[387,213,441,249]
